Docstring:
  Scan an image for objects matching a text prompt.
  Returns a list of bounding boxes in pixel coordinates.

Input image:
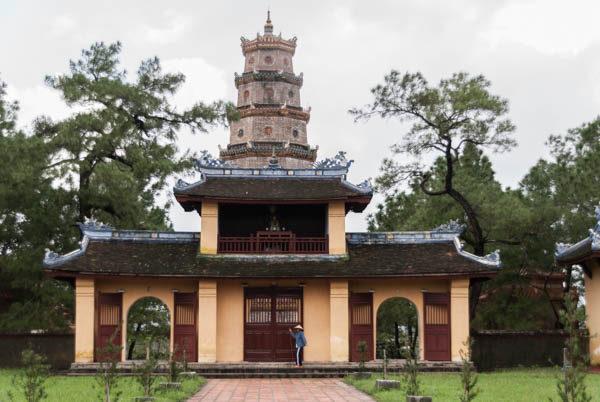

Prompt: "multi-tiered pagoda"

[43,14,501,368]
[220,12,317,168]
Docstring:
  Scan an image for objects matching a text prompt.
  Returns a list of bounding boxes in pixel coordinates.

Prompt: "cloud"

[50,15,77,37]
[139,11,191,45]
[483,0,600,54]
[5,84,70,131]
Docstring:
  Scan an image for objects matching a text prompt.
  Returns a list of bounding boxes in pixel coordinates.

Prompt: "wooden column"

[329,280,349,361]
[328,201,346,255]
[198,280,217,362]
[450,279,470,362]
[75,278,95,363]
[200,201,218,255]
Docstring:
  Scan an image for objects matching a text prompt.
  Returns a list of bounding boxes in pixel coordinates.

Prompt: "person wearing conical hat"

[289,325,307,367]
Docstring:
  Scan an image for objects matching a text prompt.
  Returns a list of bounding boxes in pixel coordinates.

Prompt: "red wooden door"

[424,292,451,361]
[349,293,374,362]
[244,287,302,362]
[96,293,122,362]
[174,292,197,362]
[274,289,302,362]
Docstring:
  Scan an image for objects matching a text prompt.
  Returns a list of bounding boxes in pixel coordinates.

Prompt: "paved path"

[187,378,375,401]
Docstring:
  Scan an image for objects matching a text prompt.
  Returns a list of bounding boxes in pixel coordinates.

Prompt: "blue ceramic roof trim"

[555,205,600,260]
[173,165,373,195]
[346,222,502,268]
[44,220,501,269]
[43,220,200,268]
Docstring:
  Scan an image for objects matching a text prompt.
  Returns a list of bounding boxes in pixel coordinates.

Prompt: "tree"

[0,78,74,330]
[376,298,418,358]
[126,297,170,360]
[8,349,50,402]
[520,117,600,299]
[352,71,517,320]
[39,41,234,229]
[0,42,233,331]
[552,293,592,402]
[370,142,564,329]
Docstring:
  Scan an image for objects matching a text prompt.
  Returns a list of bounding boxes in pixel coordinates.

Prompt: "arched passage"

[126,296,171,360]
[376,297,419,359]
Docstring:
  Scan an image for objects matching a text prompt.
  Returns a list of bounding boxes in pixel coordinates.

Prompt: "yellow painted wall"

[329,280,349,361]
[95,278,197,361]
[351,279,450,361]
[198,280,217,362]
[450,279,470,362]
[200,201,218,254]
[216,281,244,361]
[74,278,95,363]
[585,259,600,365]
[82,276,468,363]
[303,280,331,361]
[328,201,346,255]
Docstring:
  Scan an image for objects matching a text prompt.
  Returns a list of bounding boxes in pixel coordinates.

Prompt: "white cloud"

[50,14,77,37]
[6,84,70,131]
[139,11,191,45]
[484,0,600,54]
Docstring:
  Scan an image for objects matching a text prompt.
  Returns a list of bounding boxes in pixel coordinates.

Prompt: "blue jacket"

[290,330,307,347]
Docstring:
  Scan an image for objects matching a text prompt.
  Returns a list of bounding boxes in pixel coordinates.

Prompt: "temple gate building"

[555,206,600,365]
[43,15,502,365]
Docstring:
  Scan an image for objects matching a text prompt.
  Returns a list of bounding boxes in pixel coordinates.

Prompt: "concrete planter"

[376,379,400,390]
[133,398,155,401]
[406,396,433,402]
[180,371,197,377]
[352,371,372,379]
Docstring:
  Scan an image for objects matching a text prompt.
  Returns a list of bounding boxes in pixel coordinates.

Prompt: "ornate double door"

[244,287,303,362]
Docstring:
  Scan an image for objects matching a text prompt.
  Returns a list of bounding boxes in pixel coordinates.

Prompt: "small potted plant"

[352,341,372,379]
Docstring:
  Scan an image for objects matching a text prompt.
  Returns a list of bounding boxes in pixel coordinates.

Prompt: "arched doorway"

[376,297,419,359]
[126,297,171,360]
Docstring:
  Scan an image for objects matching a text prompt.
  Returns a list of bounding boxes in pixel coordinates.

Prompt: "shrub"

[9,349,50,402]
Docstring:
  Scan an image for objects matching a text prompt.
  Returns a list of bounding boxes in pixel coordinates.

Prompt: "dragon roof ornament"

[313,151,354,169]
[433,220,467,234]
[555,203,600,258]
[195,151,232,169]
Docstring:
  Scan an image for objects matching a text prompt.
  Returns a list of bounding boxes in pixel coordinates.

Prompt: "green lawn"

[0,369,205,402]
[345,369,600,402]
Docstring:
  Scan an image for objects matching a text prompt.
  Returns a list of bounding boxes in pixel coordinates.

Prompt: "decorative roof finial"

[268,147,280,168]
[264,9,274,35]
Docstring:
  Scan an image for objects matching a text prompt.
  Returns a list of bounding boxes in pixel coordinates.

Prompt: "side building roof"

[43,221,501,280]
[555,206,600,271]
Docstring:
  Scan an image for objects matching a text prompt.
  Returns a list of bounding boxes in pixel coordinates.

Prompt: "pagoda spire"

[264,10,274,35]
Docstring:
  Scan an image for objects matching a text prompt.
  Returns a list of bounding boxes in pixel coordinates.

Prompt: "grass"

[345,368,600,402]
[0,369,205,402]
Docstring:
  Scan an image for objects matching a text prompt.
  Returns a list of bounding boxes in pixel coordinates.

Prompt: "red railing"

[218,231,328,254]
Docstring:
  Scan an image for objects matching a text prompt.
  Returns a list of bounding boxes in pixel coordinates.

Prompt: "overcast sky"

[1,0,599,232]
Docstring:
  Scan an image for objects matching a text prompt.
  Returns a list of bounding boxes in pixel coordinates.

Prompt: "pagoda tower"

[219,12,317,168]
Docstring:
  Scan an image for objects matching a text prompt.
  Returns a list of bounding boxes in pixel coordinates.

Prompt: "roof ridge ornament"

[195,150,232,168]
[454,238,501,267]
[555,203,600,258]
[433,220,466,234]
[79,218,114,231]
[268,147,281,168]
[313,151,354,169]
[264,10,274,35]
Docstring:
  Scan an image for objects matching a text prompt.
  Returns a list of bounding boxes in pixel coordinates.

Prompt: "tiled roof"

[43,221,501,279]
[173,166,373,212]
[44,240,498,279]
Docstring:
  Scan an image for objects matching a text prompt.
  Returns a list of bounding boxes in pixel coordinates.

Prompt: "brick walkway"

[187,378,375,401]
